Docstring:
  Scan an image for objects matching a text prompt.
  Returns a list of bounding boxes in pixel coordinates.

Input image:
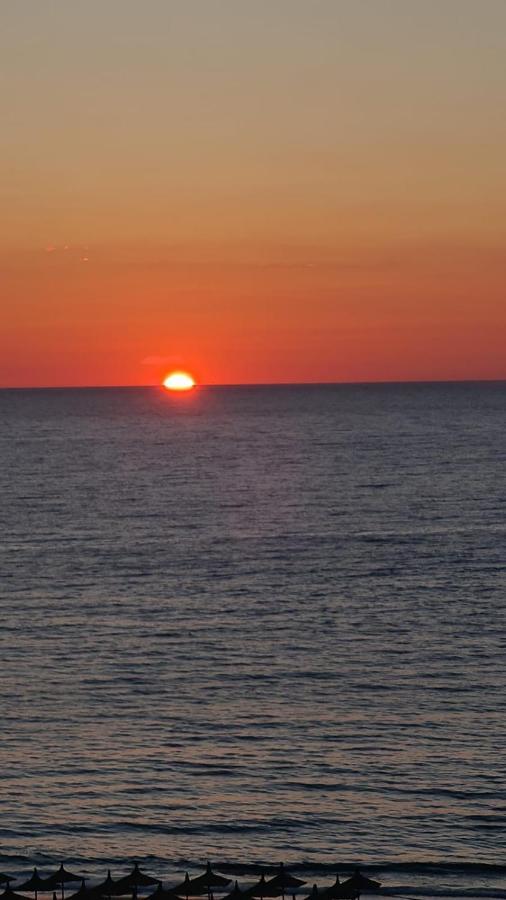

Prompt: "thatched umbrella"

[244,876,280,900]
[221,883,243,900]
[16,868,47,900]
[323,876,356,900]
[265,865,306,900]
[45,865,83,900]
[0,888,34,900]
[188,863,230,900]
[66,880,94,900]
[171,875,192,900]
[0,878,14,888]
[338,873,381,900]
[88,871,120,900]
[302,887,319,900]
[149,884,183,900]
[114,865,159,900]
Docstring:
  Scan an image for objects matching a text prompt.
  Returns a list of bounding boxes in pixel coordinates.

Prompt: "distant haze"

[1,1,505,386]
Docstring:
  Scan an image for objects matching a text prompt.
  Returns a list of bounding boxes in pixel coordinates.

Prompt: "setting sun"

[163,371,196,391]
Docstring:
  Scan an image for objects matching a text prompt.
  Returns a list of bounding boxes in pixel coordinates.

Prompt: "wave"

[2,852,506,878]
[1,854,505,900]
[383,890,506,899]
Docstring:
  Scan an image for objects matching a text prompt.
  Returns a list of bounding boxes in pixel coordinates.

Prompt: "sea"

[1,383,505,900]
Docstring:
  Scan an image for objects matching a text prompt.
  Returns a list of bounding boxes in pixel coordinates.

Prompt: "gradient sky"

[1,0,505,386]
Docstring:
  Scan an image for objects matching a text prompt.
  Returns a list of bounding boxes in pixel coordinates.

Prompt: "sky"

[1,0,505,387]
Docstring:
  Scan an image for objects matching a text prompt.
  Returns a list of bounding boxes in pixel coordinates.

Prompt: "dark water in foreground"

[1,383,505,898]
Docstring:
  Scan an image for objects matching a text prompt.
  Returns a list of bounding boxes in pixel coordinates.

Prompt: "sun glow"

[163,371,196,391]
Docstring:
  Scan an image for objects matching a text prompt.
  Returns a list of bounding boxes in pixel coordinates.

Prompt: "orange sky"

[1,1,505,387]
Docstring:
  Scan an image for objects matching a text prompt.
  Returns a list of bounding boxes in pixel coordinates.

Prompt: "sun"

[163,371,196,391]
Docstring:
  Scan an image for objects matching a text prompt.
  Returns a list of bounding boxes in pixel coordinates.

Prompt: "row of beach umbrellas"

[0,863,381,900]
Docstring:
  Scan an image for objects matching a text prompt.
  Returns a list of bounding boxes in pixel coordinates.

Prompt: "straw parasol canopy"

[45,866,83,900]
[188,863,230,899]
[338,873,381,900]
[1,888,35,900]
[16,869,48,900]
[302,887,320,900]
[0,878,14,887]
[171,874,194,900]
[171,875,192,900]
[220,883,244,900]
[149,883,183,900]
[113,865,159,899]
[265,865,306,900]
[325,886,355,900]
[244,876,280,900]
[323,876,356,900]
[66,881,93,900]
[88,871,120,899]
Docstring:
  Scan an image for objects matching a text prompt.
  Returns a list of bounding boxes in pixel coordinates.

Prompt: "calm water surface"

[1,384,505,898]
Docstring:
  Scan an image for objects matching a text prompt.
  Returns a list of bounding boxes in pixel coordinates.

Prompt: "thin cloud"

[141,355,181,366]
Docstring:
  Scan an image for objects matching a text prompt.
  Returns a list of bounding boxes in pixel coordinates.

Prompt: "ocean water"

[1,383,505,899]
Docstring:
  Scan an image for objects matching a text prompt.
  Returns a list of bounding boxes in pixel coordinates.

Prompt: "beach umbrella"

[244,876,280,900]
[67,881,94,900]
[173,867,231,900]
[323,875,354,900]
[45,866,83,900]
[323,876,356,900]
[114,864,159,899]
[16,869,48,900]
[265,865,306,900]
[171,875,192,900]
[89,872,120,899]
[302,886,320,900]
[338,873,380,900]
[0,888,34,900]
[188,863,230,899]
[221,882,244,900]
[0,878,14,887]
[148,884,182,900]
[324,885,355,900]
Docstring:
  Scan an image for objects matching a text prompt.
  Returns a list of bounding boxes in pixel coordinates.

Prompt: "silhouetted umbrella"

[0,888,33,900]
[265,865,306,900]
[324,878,343,899]
[339,873,381,900]
[0,878,14,887]
[244,876,280,900]
[171,875,192,900]
[114,865,159,899]
[189,864,230,896]
[221,883,244,900]
[302,887,320,900]
[17,869,48,900]
[149,884,182,900]
[66,881,93,900]
[45,866,83,900]
[324,876,356,900]
[89,872,119,899]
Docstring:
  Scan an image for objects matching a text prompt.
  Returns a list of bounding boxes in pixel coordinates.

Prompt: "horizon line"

[1,377,505,391]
